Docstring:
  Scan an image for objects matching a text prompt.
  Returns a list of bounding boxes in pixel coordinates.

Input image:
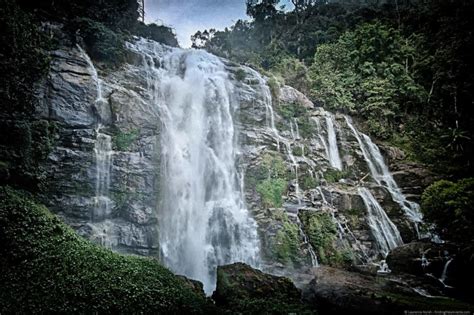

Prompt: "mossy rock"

[213,263,315,314]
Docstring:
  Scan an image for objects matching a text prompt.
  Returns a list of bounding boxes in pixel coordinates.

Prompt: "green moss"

[0,187,212,313]
[112,128,139,151]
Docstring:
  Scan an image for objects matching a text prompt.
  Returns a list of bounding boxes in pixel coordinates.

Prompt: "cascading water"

[344,116,423,227]
[128,39,260,294]
[77,45,113,222]
[325,115,343,170]
[359,187,403,257]
[93,128,113,221]
[313,115,342,170]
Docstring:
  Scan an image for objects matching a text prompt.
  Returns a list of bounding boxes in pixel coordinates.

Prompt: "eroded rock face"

[38,38,161,256]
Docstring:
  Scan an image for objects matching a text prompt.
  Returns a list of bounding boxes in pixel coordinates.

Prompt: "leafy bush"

[299,211,351,267]
[421,178,474,244]
[0,187,212,313]
[134,22,178,47]
[324,169,350,183]
[277,102,307,120]
[234,68,247,82]
[256,178,287,208]
[71,18,127,67]
[274,220,301,264]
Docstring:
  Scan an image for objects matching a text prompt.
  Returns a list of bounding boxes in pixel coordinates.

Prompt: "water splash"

[128,39,260,294]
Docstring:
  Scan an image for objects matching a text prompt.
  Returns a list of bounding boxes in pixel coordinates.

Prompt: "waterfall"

[313,115,342,170]
[325,115,343,170]
[439,258,453,285]
[128,39,260,294]
[93,128,113,221]
[359,187,403,257]
[344,116,423,225]
[77,45,113,222]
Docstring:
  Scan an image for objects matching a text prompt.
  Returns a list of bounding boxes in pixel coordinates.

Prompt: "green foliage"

[271,57,310,94]
[0,120,57,191]
[421,178,474,244]
[234,68,247,82]
[112,128,139,151]
[18,0,140,32]
[277,102,307,120]
[70,18,127,67]
[299,211,351,267]
[267,75,282,100]
[0,0,52,116]
[256,178,287,208]
[134,22,178,47]
[324,169,350,183]
[254,152,288,208]
[298,116,315,138]
[301,175,319,191]
[274,220,301,264]
[309,22,426,139]
[0,187,212,313]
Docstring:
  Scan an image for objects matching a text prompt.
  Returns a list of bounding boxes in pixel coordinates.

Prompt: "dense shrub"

[421,178,474,244]
[134,22,178,47]
[0,187,213,313]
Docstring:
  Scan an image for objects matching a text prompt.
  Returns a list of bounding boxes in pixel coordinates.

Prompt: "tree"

[421,178,474,244]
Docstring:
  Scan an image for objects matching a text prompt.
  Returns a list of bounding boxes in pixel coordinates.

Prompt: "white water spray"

[128,39,260,294]
[359,187,403,257]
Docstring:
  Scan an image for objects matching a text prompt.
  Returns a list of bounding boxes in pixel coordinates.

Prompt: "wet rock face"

[303,266,473,314]
[38,40,161,256]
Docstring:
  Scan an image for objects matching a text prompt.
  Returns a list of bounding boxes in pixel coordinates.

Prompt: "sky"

[144,0,293,48]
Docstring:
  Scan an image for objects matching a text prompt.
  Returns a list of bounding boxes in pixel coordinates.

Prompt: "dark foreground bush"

[0,186,213,313]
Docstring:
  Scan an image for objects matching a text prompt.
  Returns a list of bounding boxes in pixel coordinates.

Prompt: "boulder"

[212,263,313,314]
[303,266,473,314]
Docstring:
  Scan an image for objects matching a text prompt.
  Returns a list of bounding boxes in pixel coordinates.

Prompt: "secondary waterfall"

[359,187,403,257]
[325,115,343,170]
[93,129,113,221]
[77,45,113,222]
[128,39,260,294]
[345,116,423,225]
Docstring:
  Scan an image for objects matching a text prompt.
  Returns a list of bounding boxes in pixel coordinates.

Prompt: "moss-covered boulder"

[213,263,314,314]
[0,187,213,313]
